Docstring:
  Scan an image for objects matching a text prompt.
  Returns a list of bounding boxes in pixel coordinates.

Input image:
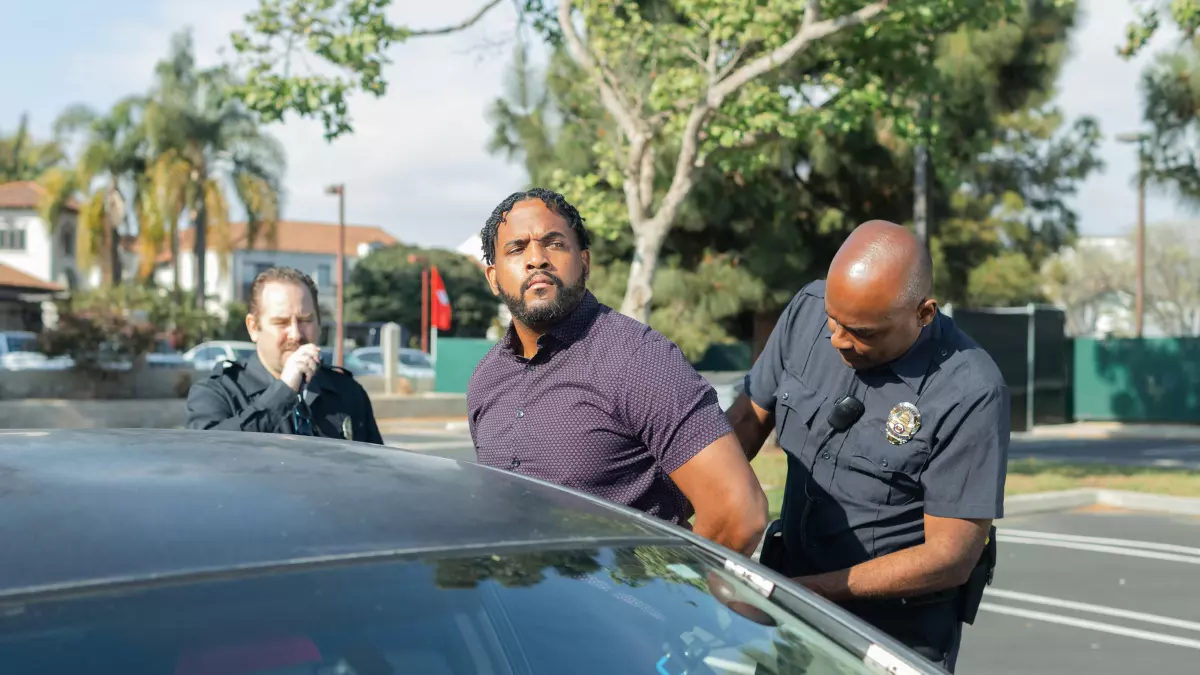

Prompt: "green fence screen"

[1073,337,1200,422]
[434,338,497,394]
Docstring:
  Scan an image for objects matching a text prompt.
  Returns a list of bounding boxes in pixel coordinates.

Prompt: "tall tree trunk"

[193,167,208,310]
[106,185,124,287]
[618,224,669,323]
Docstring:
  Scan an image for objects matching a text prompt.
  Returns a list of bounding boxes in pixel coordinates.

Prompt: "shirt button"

[782,392,790,400]
[511,458,521,468]
[823,452,830,460]
[882,459,889,468]
[516,410,524,418]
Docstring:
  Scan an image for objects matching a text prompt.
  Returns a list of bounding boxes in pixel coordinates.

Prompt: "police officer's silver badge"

[342,417,353,441]
[885,402,921,445]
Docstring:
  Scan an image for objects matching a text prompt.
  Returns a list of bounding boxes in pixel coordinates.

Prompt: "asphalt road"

[1010,437,1200,470]
[959,507,1200,675]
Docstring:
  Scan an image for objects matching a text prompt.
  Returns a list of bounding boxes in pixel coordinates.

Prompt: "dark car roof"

[0,429,676,598]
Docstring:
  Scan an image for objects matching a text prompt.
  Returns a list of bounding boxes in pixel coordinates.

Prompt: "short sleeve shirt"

[467,291,733,525]
[745,281,1010,574]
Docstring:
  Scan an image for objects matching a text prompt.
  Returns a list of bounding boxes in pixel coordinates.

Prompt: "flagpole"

[431,327,438,366]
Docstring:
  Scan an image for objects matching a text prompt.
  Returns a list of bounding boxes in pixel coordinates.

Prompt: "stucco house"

[155,219,399,316]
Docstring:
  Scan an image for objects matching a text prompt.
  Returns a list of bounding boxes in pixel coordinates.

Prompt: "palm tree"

[0,113,68,182]
[143,30,284,308]
[36,98,148,287]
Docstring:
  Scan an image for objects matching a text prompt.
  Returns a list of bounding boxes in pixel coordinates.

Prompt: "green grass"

[751,449,1200,520]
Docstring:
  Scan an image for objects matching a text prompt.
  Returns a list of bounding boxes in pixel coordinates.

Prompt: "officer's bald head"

[824,220,938,370]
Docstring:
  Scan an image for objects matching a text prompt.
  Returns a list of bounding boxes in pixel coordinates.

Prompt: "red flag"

[430,265,452,331]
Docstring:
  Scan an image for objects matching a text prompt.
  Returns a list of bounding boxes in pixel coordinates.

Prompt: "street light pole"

[1116,132,1149,338]
[324,183,346,366]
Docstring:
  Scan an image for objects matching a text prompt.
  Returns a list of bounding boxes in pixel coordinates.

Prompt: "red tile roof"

[0,181,79,212]
[0,263,62,291]
[158,220,398,264]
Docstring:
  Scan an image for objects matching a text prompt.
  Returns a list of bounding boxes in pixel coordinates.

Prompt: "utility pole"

[324,183,346,366]
[1116,132,1149,338]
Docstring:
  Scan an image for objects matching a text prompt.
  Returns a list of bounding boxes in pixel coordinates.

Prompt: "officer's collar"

[243,352,330,398]
[820,311,944,393]
[887,312,944,393]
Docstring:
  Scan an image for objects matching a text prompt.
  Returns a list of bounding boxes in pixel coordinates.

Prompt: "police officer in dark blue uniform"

[728,220,1008,672]
[186,266,383,444]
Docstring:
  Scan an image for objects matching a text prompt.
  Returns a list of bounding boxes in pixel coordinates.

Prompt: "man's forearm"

[797,543,970,603]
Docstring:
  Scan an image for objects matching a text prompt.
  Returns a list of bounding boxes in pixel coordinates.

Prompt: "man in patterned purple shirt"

[466,188,768,557]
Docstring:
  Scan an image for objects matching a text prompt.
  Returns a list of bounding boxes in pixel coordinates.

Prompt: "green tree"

[488,0,1100,347]
[229,0,1024,323]
[346,245,497,339]
[0,114,67,182]
[37,99,149,286]
[1121,2,1200,209]
[144,30,285,308]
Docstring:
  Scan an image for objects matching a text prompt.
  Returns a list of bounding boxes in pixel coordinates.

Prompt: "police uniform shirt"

[748,281,1008,651]
[185,353,385,444]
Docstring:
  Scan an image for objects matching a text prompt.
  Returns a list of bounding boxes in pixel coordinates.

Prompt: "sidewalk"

[1015,421,1200,442]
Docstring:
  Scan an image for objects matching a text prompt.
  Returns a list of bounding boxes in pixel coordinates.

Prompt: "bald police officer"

[186,266,384,444]
[728,220,1008,671]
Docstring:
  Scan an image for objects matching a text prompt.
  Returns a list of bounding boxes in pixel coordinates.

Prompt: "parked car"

[0,430,939,675]
[182,340,258,371]
[345,346,436,379]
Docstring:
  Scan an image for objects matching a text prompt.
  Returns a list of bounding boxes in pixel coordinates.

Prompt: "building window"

[61,227,74,256]
[317,264,332,287]
[0,220,26,251]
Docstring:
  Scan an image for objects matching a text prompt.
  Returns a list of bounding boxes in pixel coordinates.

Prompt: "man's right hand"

[280,344,322,391]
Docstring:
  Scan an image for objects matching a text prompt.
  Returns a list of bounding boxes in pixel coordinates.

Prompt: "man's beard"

[498,271,588,328]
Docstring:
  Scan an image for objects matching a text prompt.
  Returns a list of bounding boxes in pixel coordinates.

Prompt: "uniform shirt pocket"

[774,375,828,457]
[841,434,929,507]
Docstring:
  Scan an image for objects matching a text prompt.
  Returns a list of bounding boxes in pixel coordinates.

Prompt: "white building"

[0,181,87,292]
[155,219,398,315]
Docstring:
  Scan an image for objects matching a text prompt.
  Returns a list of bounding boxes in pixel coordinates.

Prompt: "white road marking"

[979,603,1200,650]
[1000,529,1200,558]
[997,535,1200,565]
[985,589,1200,633]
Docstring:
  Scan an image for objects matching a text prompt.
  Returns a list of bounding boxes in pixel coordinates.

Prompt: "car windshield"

[233,348,257,361]
[357,351,382,364]
[400,350,431,368]
[0,544,882,675]
[4,334,38,353]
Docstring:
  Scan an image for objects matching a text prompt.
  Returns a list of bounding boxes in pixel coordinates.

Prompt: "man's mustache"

[522,272,562,293]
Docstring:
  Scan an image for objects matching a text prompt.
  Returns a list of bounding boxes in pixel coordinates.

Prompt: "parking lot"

[381,421,1200,674]
[960,507,1200,674]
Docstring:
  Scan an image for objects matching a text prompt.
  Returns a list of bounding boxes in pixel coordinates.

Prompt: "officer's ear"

[918,298,938,328]
[245,312,260,341]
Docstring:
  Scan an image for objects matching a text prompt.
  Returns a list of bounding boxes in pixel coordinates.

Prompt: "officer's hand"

[280,344,322,391]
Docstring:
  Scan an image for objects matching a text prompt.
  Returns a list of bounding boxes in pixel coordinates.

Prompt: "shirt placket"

[509,353,537,472]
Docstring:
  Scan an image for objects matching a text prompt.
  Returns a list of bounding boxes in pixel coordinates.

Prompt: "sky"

[1,0,1194,252]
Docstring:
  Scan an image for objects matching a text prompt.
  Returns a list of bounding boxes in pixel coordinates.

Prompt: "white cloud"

[64,0,532,250]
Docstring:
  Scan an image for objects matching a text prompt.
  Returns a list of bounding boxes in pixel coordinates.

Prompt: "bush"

[39,304,157,373]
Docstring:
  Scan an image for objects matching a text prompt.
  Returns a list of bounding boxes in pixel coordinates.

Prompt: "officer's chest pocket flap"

[775,377,827,452]
[844,436,928,507]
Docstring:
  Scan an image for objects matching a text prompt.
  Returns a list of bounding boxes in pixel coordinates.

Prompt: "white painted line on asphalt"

[998,535,1200,564]
[986,589,1200,633]
[1000,529,1200,557]
[979,603,1200,650]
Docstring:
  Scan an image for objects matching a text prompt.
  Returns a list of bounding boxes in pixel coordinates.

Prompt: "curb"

[1005,488,1200,517]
